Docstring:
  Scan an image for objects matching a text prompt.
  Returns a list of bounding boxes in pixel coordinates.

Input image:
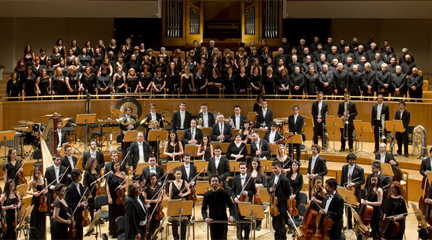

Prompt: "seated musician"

[227,133,247,162]
[127,131,151,172]
[232,162,256,240]
[163,130,184,161]
[263,121,283,144]
[229,105,247,130]
[319,178,344,240]
[181,119,203,146]
[239,120,253,144]
[196,135,213,161]
[420,147,432,177]
[210,113,232,143]
[363,174,384,240]
[250,132,271,160]
[382,181,407,240]
[375,143,398,166]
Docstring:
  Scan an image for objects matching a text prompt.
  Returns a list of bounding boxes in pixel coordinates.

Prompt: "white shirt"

[294,114,298,124]
[380,152,386,163]
[219,123,224,134]
[203,113,209,127]
[151,112,156,120]
[137,197,147,216]
[273,174,280,185]
[269,130,276,144]
[215,157,220,169]
[68,155,75,169]
[377,103,383,120]
[399,110,404,119]
[347,164,355,181]
[90,150,97,159]
[235,115,241,130]
[184,164,190,179]
[149,165,156,174]
[75,183,81,195]
[262,108,267,117]
[191,128,196,140]
[317,101,323,118]
[57,130,62,148]
[138,142,145,164]
[324,190,336,212]
[54,165,60,182]
[180,110,185,129]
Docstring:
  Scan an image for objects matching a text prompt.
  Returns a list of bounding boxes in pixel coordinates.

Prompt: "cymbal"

[18,120,35,126]
[13,126,29,131]
[44,112,64,118]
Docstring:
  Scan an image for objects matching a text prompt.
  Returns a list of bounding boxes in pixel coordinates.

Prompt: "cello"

[381,198,403,239]
[314,195,334,240]
[359,185,374,228]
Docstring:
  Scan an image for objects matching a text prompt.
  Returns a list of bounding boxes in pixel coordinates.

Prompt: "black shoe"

[339,148,345,152]
[397,151,402,155]
[405,153,409,157]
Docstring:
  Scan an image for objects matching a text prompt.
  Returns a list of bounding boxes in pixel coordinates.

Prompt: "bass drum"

[115,97,143,119]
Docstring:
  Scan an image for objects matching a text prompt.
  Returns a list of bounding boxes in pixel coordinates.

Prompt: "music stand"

[427,171,432,186]
[386,120,404,156]
[337,186,359,236]
[16,204,34,235]
[374,161,395,180]
[230,161,240,176]
[76,113,97,152]
[411,203,428,228]
[85,208,103,239]
[136,163,150,175]
[201,127,211,136]
[326,116,343,153]
[148,130,168,163]
[350,205,370,238]
[184,144,199,161]
[287,134,302,160]
[195,181,211,195]
[110,108,123,119]
[258,188,274,237]
[0,131,16,158]
[238,203,263,240]
[167,200,194,240]
[354,121,372,157]
[260,160,273,173]
[246,112,257,123]
[166,161,183,173]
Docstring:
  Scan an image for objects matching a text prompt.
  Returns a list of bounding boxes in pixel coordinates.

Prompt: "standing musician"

[53,119,67,153]
[3,148,24,187]
[61,144,76,185]
[51,184,73,240]
[311,92,329,146]
[196,103,215,128]
[125,180,148,240]
[163,130,184,161]
[306,144,328,199]
[181,119,203,146]
[82,139,105,171]
[210,113,232,143]
[382,181,407,240]
[144,103,163,155]
[141,155,164,182]
[143,173,163,240]
[230,105,248,130]
[83,158,100,221]
[276,144,292,174]
[65,169,88,240]
[395,101,411,157]
[45,154,68,213]
[338,92,357,152]
[180,153,197,195]
[207,145,230,189]
[171,102,192,130]
[375,143,399,166]
[420,148,432,177]
[268,161,292,240]
[106,160,127,238]
[365,162,390,197]
[255,100,273,129]
[227,133,248,162]
[26,167,47,240]
[128,131,151,172]
[371,94,389,153]
[310,176,326,212]
[1,180,20,240]
[169,167,191,240]
[104,150,127,175]
[197,135,213,161]
[340,153,365,229]
[288,105,304,161]
[287,160,303,208]
[232,162,256,240]
[263,121,283,144]
[250,132,271,160]
[363,174,384,240]
[201,174,235,240]
[119,106,137,154]
[319,178,344,240]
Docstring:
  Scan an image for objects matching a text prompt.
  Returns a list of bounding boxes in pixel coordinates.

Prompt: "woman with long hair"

[286,160,303,207]
[83,158,100,221]
[26,167,47,240]
[151,67,166,94]
[363,174,383,239]
[1,179,21,240]
[180,66,194,95]
[163,130,184,161]
[51,184,72,240]
[250,66,263,95]
[197,135,213,161]
[248,157,267,189]
[144,173,162,240]
[112,65,126,93]
[51,66,66,95]
[106,160,127,238]
[169,168,190,240]
[22,45,35,67]
[194,64,207,95]
[276,144,291,174]
[382,181,407,240]
[139,64,153,93]
[36,67,51,96]
[51,46,63,67]
[240,120,253,144]
[310,175,326,211]
[6,72,21,101]
[166,61,179,94]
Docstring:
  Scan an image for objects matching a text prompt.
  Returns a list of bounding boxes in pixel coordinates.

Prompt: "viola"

[287,195,298,217]
[81,196,91,227]
[269,184,279,217]
[68,215,77,239]
[188,187,197,203]
[253,182,263,205]
[95,174,106,196]
[116,188,126,205]
[155,202,165,221]
[38,191,48,213]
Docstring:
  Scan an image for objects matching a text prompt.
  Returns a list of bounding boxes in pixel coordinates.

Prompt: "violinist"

[52,184,73,240]
[365,162,390,197]
[83,158,100,221]
[180,153,197,194]
[207,145,230,189]
[141,155,164,182]
[248,158,267,230]
[2,148,24,187]
[287,160,303,208]
[320,178,344,240]
[276,144,292,174]
[310,176,326,211]
[45,154,68,213]
[169,167,191,240]
[143,173,162,240]
[306,144,328,199]
[239,120,253,144]
[26,167,48,240]
[61,144,76,186]
[382,182,407,240]
[363,174,384,239]
[104,150,127,176]
[0,179,20,240]
[65,169,88,240]
[231,162,256,240]
[268,161,291,240]
[196,135,213,161]
[263,121,283,144]
[106,160,127,238]
[125,180,148,240]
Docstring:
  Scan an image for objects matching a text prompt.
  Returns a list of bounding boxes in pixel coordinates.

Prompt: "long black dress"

[226,142,247,162]
[3,192,18,240]
[126,76,139,93]
[67,73,80,94]
[83,170,99,221]
[30,184,46,240]
[199,145,211,161]
[107,174,125,238]
[144,185,161,240]
[3,162,20,186]
[166,142,180,161]
[383,197,407,240]
[194,72,206,95]
[51,75,66,95]
[113,74,126,93]
[181,74,193,94]
[39,76,50,96]
[286,172,303,207]
[6,80,20,101]
[171,181,187,240]
[139,72,153,91]
[366,189,382,238]
[166,71,179,94]
[24,74,37,97]
[51,199,72,240]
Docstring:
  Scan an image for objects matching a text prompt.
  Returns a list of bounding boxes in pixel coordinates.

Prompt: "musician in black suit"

[180,153,197,189]
[306,144,328,198]
[263,121,283,144]
[375,143,399,167]
[268,161,291,240]
[229,105,248,130]
[127,132,151,172]
[45,154,67,213]
[207,145,230,188]
[420,148,432,177]
[311,92,329,146]
[319,178,344,240]
[144,103,164,131]
[255,101,273,129]
[60,144,77,186]
[125,180,148,240]
[364,161,390,196]
[250,132,271,160]
[141,155,164,181]
[288,105,304,161]
[104,150,127,176]
[51,120,67,153]
[371,94,390,152]
[119,106,137,154]
[340,153,365,229]
[196,103,215,128]
[395,101,411,157]
[171,102,192,130]
[338,93,357,152]
[210,113,232,143]
[181,119,203,146]
[82,139,105,171]
[65,169,88,240]
[232,162,256,240]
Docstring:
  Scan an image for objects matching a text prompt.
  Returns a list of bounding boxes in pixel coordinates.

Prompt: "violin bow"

[40,169,69,194]
[15,149,35,177]
[179,166,207,193]
[115,167,138,191]
[237,174,253,199]
[72,187,90,217]
[90,171,113,186]
[343,177,360,187]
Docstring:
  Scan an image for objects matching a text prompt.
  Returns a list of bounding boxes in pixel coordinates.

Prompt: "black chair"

[94,195,109,222]
[115,216,126,240]
[33,149,42,168]
[298,192,308,205]
[64,118,77,143]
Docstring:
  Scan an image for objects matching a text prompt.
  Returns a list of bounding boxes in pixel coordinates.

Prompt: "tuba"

[413,125,428,159]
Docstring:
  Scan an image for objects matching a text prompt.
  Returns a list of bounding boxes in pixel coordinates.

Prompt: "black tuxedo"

[181,127,203,146]
[231,174,256,240]
[267,173,291,240]
[374,152,399,167]
[65,182,85,240]
[420,157,432,176]
[141,165,164,182]
[311,101,329,145]
[210,122,232,142]
[196,112,215,128]
[60,155,77,186]
[45,164,67,212]
[263,130,283,144]
[307,155,328,177]
[127,141,151,170]
[207,156,230,182]
[250,139,271,159]
[180,164,197,183]
[119,114,137,134]
[340,164,365,202]
[144,112,164,129]
[288,114,304,161]
[395,109,410,155]
[255,108,273,128]
[171,110,192,130]
[125,196,148,240]
[371,103,390,151]
[321,191,344,240]
[338,101,357,150]
[229,114,247,130]
[82,150,105,171]
[50,128,67,149]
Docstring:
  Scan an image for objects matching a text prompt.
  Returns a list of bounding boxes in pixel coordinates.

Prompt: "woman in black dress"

[84,41,94,57]
[51,46,63,67]
[93,48,104,67]
[14,59,26,84]
[125,68,139,94]
[154,57,167,75]
[1,179,21,240]
[163,130,184,161]
[83,158,100,221]
[262,67,278,96]
[227,133,247,162]
[169,168,190,240]
[22,66,36,98]
[240,120,253,144]
[26,167,47,240]
[143,173,163,240]
[70,39,80,57]
[39,48,47,67]
[207,68,222,96]
[36,67,51,96]
[65,65,80,94]
[194,65,207,95]
[250,67,262,95]
[237,66,249,95]
[287,160,303,207]
[197,135,212,161]
[6,72,21,101]
[79,66,96,94]
[51,67,66,95]
[310,176,326,212]
[382,181,407,240]
[223,66,236,96]
[180,66,194,95]
[66,49,75,66]
[112,65,126,93]
[22,45,35,67]
[151,68,166,95]
[166,62,179,94]
[253,95,265,112]
[106,160,127,238]
[249,158,267,189]
[363,174,383,239]
[78,48,91,67]
[108,38,118,58]
[97,66,112,95]
[139,64,152,93]
[72,57,83,74]
[55,39,66,58]
[277,68,290,95]
[32,57,43,78]
[52,184,73,240]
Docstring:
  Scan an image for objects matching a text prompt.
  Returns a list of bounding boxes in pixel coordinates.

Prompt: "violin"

[68,214,77,239]
[287,191,298,217]
[95,173,106,196]
[155,192,165,221]
[81,196,91,227]
[252,176,262,205]
[269,184,279,217]
[116,187,126,205]
[0,210,6,235]
[188,187,197,203]
[16,160,27,186]
[238,176,252,203]
[38,191,48,213]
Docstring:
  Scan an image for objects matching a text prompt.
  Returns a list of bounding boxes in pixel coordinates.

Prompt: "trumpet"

[379,114,386,142]
[343,101,349,139]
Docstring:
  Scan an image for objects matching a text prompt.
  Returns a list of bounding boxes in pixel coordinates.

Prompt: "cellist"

[363,174,383,240]
[231,162,256,240]
[382,181,407,240]
[319,178,344,240]
[267,161,291,240]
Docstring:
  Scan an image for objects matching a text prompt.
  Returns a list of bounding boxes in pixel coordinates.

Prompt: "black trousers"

[210,222,228,240]
[313,122,324,146]
[396,130,409,155]
[373,120,387,151]
[272,211,287,240]
[289,143,301,161]
[146,215,160,240]
[237,209,251,240]
[172,219,187,240]
[340,124,354,150]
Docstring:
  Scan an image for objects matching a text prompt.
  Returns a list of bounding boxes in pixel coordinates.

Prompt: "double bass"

[381,198,403,239]
[314,194,334,240]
